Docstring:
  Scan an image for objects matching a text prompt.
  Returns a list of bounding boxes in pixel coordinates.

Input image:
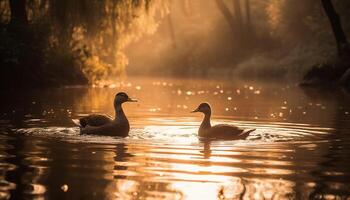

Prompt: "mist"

[125,0,350,81]
[2,1,350,199]
[1,0,350,86]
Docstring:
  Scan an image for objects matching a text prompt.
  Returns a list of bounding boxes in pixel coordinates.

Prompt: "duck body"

[78,114,113,127]
[79,119,130,137]
[199,124,254,140]
[193,103,255,140]
[73,92,136,137]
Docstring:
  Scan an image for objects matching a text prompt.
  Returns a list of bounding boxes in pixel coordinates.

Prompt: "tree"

[214,0,236,34]
[9,0,27,25]
[321,0,349,58]
[233,0,242,29]
[214,0,254,53]
[214,0,253,41]
[244,0,251,30]
[302,0,350,86]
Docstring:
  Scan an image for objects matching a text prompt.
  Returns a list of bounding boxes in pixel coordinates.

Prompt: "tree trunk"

[167,13,177,49]
[245,0,251,29]
[321,0,349,58]
[9,0,28,25]
[233,0,242,29]
[214,0,236,33]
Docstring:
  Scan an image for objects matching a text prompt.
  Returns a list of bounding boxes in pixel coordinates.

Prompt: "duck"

[72,92,137,137]
[191,103,255,140]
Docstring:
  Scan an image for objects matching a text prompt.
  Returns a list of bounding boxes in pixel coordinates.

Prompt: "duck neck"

[114,103,127,122]
[199,111,211,135]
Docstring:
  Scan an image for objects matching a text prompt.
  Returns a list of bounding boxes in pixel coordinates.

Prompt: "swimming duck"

[192,103,255,140]
[73,92,137,137]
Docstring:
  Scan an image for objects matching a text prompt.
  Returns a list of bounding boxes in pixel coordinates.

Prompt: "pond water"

[1,77,350,199]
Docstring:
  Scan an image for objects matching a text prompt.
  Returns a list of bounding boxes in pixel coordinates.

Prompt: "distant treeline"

[0,0,167,88]
[127,0,350,86]
[0,0,349,88]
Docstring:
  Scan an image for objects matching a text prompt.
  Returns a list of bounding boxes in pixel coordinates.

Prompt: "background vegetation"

[127,0,350,83]
[0,0,168,88]
[0,0,349,88]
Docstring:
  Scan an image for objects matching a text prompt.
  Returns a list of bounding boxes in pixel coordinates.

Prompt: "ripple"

[24,183,47,195]
[11,118,331,145]
[3,115,344,199]
[0,180,16,200]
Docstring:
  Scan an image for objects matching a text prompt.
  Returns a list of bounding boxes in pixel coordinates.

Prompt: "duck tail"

[245,129,256,135]
[240,129,256,138]
[72,119,81,127]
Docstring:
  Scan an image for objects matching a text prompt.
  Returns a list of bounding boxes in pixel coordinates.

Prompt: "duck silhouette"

[192,103,255,140]
[73,92,137,137]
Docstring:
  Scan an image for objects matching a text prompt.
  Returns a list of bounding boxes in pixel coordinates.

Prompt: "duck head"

[114,92,137,106]
[191,103,211,115]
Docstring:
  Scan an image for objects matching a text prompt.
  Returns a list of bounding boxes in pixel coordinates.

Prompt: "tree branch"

[214,0,236,31]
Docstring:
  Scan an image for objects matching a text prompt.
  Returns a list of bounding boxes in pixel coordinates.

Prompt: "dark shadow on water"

[302,87,350,198]
[0,87,88,128]
[113,143,133,179]
[4,135,29,199]
[200,140,212,159]
[43,142,134,199]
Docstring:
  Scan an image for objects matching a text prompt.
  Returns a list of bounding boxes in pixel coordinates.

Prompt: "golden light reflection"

[107,134,306,199]
[27,183,46,195]
[3,77,346,199]
[170,181,241,200]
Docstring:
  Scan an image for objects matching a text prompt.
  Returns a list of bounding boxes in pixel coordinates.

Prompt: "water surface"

[1,77,350,199]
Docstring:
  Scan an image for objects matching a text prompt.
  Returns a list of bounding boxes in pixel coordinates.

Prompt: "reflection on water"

[1,77,350,199]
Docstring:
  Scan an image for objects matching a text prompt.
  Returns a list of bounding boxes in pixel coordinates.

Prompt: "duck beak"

[191,108,199,113]
[127,98,138,102]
